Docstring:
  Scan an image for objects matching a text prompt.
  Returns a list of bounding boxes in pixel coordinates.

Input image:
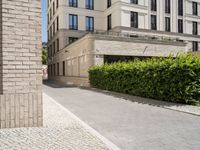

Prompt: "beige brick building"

[47,0,200,86]
[0,0,43,128]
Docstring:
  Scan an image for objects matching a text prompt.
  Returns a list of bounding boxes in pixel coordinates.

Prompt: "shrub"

[89,55,200,105]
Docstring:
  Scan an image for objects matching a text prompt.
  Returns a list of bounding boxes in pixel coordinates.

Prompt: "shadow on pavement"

[43,79,199,116]
[80,86,189,109]
[43,80,78,88]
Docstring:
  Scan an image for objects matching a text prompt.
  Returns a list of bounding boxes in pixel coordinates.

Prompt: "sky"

[42,0,47,42]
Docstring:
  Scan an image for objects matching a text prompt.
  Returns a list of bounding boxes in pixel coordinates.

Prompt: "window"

[192,41,198,51]
[151,0,157,11]
[69,14,78,30]
[57,16,59,31]
[151,15,157,30]
[53,64,56,76]
[53,41,56,54]
[86,0,94,10]
[165,0,170,13]
[57,63,59,76]
[63,61,65,76]
[53,22,55,35]
[50,8,52,20]
[131,12,138,28]
[165,17,170,32]
[56,0,59,8]
[50,26,52,39]
[69,37,78,44]
[178,0,183,16]
[178,19,183,33]
[48,65,51,76]
[86,16,94,31]
[107,0,111,8]
[107,14,112,30]
[193,22,198,35]
[57,38,59,52]
[50,44,52,56]
[192,2,198,16]
[130,0,138,4]
[53,2,55,15]
[51,64,53,76]
[69,0,77,7]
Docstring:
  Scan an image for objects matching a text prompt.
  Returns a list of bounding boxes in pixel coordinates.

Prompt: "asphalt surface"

[43,82,200,150]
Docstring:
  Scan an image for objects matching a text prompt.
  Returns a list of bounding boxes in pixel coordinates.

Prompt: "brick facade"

[0,0,42,128]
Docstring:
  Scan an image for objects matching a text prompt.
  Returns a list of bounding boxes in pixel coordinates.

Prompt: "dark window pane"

[165,0,170,13]
[165,17,170,32]
[130,0,138,4]
[107,0,111,8]
[69,14,78,30]
[193,22,198,35]
[151,0,157,11]
[178,19,183,33]
[131,12,138,28]
[86,0,94,10]
[192,41,198,51]
[63,61,65,76]
[69,0,78,7]
[69,37,78,44]
[86,16,94,31]
[151,15,157,30]
[178,0,183,16]
[107,14,112,30]
[193,2,198,15]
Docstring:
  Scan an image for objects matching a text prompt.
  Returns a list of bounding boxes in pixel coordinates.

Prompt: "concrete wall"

[49,36,95,86]
[0,0,42,128]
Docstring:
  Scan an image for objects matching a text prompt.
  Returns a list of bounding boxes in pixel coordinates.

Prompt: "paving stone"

[0,94,112,150]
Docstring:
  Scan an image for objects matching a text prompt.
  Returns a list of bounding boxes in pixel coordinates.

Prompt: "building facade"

[0,0,43,128]
[47,0,200,86]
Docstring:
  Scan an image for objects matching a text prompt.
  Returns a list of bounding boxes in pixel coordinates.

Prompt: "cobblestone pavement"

[0,94,117,150]
[43,83,200,150]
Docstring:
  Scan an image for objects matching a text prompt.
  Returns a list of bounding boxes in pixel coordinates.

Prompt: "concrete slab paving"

[0,93,117,150]
[43,82,200,150]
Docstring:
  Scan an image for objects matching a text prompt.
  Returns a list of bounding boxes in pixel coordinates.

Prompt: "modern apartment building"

[47,0,200,86]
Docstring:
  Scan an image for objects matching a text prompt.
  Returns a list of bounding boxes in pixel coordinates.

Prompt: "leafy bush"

[89,55,200,105]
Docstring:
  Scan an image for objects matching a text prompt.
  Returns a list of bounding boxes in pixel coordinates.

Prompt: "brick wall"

[0,0,43,128]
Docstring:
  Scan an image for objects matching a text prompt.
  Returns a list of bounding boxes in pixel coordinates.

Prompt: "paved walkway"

[0,93,117,150]
[43,82,200,150]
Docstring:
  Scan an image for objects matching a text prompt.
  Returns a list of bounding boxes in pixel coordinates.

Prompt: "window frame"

[69,0,78,7]
[130,0,138,4]
[192,2,198,16]
[69,14,78,30]
[86,0,94,10]
[192,21,198,35]
[165,17,170,32]
[151,0,157,11]
[86,16,94,32]
[107,14,112,30]
[130,11,138,28]
[151,15,157,30]
[178,19,183,33]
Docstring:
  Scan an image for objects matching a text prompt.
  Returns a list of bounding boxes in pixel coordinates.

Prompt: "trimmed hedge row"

[89,55,200,105]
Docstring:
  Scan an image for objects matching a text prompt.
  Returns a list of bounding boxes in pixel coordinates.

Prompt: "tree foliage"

[42,48,48,65]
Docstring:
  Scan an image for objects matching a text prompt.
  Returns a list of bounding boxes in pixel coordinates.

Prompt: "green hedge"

[89,55,200,105]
